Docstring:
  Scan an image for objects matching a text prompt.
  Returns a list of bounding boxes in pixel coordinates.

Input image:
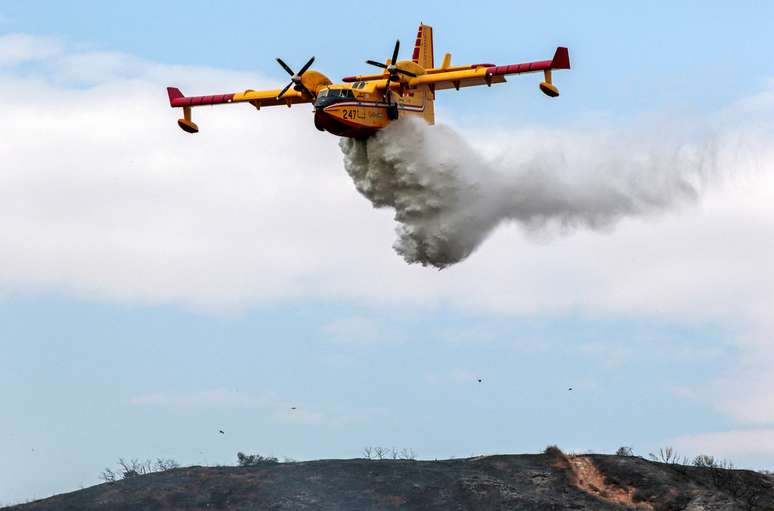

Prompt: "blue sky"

[6,1,774,117]
[1,1,774,504]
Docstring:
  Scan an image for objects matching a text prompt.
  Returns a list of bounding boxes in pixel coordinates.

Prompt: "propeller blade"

[298,56,315,75]
[366,60,388,70]
[276,81,293,99]
[395,68,417,78]
[276,58,295,76]
[391,40,400,65]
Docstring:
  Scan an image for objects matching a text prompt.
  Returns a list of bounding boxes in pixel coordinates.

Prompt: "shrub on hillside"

[693,454,732,469]
[100,457,179,482]
[542,445,574,476]
[543,445,564,457]
[237,452,279,467]
[362,447,417,460]
[648,447,689,466]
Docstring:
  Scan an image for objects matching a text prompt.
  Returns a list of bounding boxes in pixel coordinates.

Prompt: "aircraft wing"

[167,87,312,109]
[408,47,570,92]
[166,86,313,132]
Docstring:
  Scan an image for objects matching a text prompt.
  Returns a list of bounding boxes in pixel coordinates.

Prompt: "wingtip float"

[166,23,570,139]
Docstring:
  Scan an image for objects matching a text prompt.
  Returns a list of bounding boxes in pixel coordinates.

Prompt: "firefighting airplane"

[166,23,570,139]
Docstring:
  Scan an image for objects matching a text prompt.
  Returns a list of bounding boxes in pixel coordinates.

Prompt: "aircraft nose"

[314,95,342,110]
[314,111,326,131]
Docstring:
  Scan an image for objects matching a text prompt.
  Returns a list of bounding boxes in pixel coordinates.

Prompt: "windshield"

[318,89,354,98]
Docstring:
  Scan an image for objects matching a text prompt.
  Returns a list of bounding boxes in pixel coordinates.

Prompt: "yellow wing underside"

[231,68,507,106]
[232,89,312,108]
[408,68,507,90]
[231,64,515,108]
[350,65,510,93]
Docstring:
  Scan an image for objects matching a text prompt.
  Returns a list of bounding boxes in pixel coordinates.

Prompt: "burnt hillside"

[4,453,774,511]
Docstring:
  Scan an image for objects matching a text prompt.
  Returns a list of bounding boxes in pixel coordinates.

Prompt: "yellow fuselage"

[313,71,435,139]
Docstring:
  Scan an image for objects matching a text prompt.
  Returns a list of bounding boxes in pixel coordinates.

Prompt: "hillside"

[4,452,774,511]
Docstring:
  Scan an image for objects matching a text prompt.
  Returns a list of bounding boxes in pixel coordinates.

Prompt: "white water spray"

[340,118,716,268]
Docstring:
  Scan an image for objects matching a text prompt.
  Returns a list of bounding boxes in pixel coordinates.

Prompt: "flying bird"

[218,430,225,435]
[568,387,573,391]
[477,378,483,383]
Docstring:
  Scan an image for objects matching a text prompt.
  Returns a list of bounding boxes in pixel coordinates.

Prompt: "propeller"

[365,40,417,105]
[276,56,316,99]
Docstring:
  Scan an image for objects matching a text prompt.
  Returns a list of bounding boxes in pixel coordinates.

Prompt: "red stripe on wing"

[170,93,235,108]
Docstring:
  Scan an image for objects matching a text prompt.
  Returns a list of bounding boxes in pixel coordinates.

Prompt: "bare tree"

[117,458,153,478]
[399,448,417,460]
[615,446,634,457]
[693,454,716,468]
[693,454,769,508]
[649,447,682,464]
[362,446,416,461]
[99,468,117,483]
[154,458,179,471]
[100,457,179,482]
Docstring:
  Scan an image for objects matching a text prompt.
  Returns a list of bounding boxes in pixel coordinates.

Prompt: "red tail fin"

[411,24,434,69]
[166,87,185,106]
[551,47,570,70]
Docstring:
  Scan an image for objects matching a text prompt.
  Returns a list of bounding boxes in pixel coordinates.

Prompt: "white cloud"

[0,33,62,66]
[1,34,774,429]
[270,408,355,427]
[673,429,774,459]
[714,346,774,425]
[0,34,771,322]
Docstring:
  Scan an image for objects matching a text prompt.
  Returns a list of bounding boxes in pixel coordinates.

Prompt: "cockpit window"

[318,89,355,98]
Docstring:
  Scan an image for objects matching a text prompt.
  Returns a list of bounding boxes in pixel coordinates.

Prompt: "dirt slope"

[4,453,773,511]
